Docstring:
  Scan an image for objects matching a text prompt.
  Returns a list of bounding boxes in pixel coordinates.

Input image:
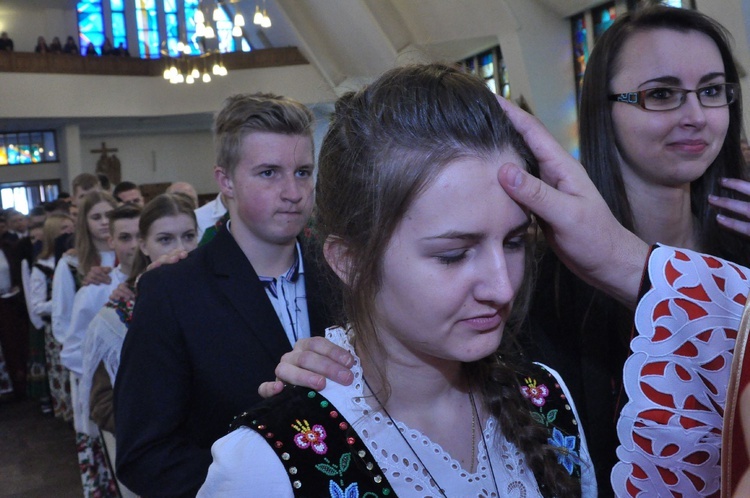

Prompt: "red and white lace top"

[613,245,750,496]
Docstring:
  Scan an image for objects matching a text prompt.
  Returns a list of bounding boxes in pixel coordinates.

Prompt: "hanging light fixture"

[260,10,271,28]
[165,0,241,85]
[253,5,264,25]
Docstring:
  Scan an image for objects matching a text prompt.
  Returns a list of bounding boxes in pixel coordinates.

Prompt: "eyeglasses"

[608,83,739,111]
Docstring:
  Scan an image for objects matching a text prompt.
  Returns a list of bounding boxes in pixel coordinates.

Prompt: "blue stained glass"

[164,0,177,12]
[78,1,104,55]
[112,13,126,37]
[111,0,123,9]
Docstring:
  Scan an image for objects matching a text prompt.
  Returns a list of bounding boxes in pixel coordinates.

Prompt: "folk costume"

[199,327,597,498]
[28,256,72,420]
[613,245,750,497]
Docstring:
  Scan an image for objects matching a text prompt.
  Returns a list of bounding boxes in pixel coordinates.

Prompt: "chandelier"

[163,0,265,85]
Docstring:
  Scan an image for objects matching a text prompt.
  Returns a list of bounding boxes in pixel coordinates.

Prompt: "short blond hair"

[213,93,314,176]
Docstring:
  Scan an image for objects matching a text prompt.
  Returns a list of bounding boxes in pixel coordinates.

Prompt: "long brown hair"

[74,191,117,277]
[579,5,749,266]
[316,63,578,497]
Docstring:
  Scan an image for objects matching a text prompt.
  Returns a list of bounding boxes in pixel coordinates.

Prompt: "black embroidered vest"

[234,363,583,497]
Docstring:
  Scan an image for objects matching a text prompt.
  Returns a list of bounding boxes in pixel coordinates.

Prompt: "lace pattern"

[612,245,750,496]
[327,327,541,497]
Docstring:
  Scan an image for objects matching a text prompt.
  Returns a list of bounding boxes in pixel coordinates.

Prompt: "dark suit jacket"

[114,226,335,497]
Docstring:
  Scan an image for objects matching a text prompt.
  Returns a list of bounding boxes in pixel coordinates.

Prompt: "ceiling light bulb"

[213,6,221,21]
[163,67,171,79]
[204,26,215,39]
[232,26,242,37]
[234,14,245,27]
[195,23,205,37]
[253,6,263,25]
[186,75,195,84]
[191,68,200,78]
[194,10,205,24]
[213,63,221,75]
[202,72,211,83]
[261,11,271,28]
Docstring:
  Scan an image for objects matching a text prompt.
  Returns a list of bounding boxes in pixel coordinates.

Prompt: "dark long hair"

[316,63,578,497]
[579,5,749,266]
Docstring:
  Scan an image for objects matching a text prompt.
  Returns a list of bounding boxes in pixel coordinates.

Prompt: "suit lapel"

[208,227,293,358]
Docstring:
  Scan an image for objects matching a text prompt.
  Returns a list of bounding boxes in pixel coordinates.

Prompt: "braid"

[468,355,580,497]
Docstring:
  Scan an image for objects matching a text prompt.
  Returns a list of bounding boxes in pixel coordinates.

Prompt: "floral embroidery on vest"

[104,286,136,326]
[234,386,393,497]
[517,364,583,481]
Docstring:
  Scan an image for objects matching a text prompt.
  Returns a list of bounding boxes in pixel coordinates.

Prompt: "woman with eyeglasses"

[525,5,750,496]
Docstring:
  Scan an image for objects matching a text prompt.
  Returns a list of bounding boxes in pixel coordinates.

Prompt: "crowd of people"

[8,34,131,57]
[3,4,750,498]
[0,174,207,496]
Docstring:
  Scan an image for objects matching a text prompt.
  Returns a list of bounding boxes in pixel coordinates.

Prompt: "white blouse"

[28,256,55,319]
[199,327,597,497]
[51,251,115,344]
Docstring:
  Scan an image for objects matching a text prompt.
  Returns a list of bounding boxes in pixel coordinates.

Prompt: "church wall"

[80,131,216,195]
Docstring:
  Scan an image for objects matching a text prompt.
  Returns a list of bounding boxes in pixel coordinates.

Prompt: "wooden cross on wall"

[91,141,122,185]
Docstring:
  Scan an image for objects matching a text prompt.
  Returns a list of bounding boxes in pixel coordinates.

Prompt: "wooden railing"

[0,47,308,76]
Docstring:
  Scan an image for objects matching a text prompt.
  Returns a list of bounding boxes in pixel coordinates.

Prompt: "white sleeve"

[29,266,52,318]
[535,362,598,498]
[61,286,100,376]
[51,258,76,343]
[198,427,293,498]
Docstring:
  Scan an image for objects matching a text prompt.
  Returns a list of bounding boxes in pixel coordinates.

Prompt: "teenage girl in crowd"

[28,213,75,421]
[523,6,750,495]
[81,193,198,437]
[51,191,119,497]
[199,63,597,498]
[76,193,198,498]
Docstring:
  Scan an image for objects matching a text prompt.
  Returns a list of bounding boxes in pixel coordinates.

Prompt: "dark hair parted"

[580,5,749,266]
[213,92,314,176]
[128,193,197,285]
[316,63,578,497]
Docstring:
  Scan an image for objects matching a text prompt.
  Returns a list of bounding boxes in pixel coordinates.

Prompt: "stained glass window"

[213,5,236,53]
[78,0,105,55]
[111,0,127,51]
[76,1,252,59]
[0,131,58,166]
[593,3,617,42]
[459,47,509,98]
[571,14,588,107]
[136,0,160,58]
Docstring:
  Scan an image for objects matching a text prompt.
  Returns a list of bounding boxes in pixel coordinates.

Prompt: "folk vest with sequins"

[236,364,582,497]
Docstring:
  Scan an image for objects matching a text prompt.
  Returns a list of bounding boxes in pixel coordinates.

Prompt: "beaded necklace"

[363,376,500,497]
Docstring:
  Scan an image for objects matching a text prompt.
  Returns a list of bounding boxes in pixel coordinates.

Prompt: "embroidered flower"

[548,427,580,475]
[329,481,358,498]
[292,419,328,455]
[520,377,549,407]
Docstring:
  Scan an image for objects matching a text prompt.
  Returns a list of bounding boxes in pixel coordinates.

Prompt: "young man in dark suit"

[114,93,334,497]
